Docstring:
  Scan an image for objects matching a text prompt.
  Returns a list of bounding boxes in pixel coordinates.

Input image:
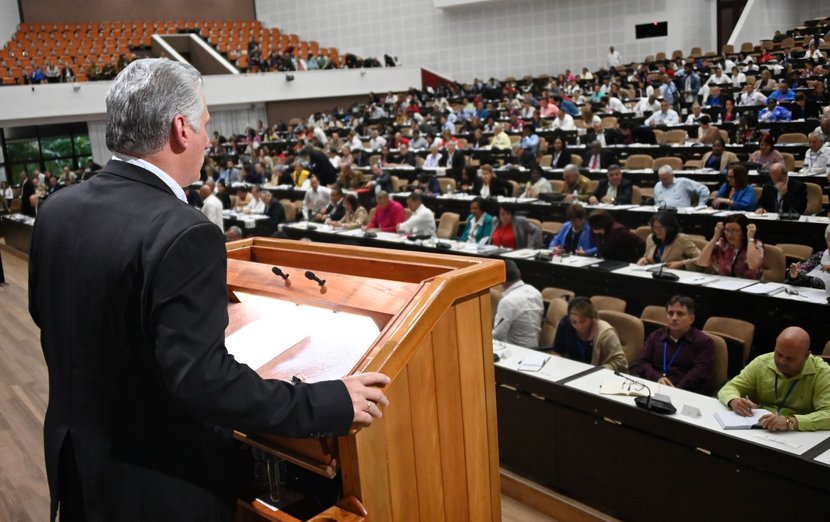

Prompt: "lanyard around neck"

[662,338,683,376]
[774,373,799,414]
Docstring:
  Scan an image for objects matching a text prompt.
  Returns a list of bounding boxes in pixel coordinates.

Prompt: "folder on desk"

[588,259,629,272]
[714,409,768,430]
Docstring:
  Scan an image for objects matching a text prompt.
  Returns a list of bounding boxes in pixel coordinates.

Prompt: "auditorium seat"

[597,310,644,365]
[280,199,296,222]
[663,129,688,144]
[652,157,683,171]
[541,221,563,236]
[436,177,456,194]
[540,287,574,304]
[705,332,729,393]
[631,185,643,204]
[539,297,568,347]
[633,226,651,242]
[624,155,654,170]
[436,212,460,239]
[590,295,627,313]
[775,243,813,264]
[804,183,823,215]
[762,244,786,282]
[640,305,667,337]
[777,132,808,144]
[703,317,755,376]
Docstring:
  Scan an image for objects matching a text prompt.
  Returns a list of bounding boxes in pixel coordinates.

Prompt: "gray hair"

[105,58,204,156]
[825,224,830,240]
[808,131,824,142]
[563,164,579,175]
[657,165,674,176]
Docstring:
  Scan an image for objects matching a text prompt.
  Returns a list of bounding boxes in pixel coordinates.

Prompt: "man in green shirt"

[719,327,830,431]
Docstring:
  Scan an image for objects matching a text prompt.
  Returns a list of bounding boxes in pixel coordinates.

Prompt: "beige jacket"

[591,320,629,372]
[643,233,701,268]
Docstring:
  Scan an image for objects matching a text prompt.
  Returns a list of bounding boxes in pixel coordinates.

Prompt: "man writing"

[720,327,830,431]
[756,162,808,215]
[28,59,389,521]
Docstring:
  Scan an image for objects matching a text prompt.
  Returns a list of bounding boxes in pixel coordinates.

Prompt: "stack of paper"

[714,409,769,430]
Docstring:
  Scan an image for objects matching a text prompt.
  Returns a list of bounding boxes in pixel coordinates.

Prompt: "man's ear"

[170,114,188,153]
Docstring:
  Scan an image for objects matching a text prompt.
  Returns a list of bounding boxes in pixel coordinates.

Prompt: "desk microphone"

[651,262,679,281]
[304,270,327,294]
[271,266,291,287]
[613,371,676,414]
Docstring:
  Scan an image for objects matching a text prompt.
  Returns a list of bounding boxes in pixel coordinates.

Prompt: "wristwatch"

[786,416,796,431]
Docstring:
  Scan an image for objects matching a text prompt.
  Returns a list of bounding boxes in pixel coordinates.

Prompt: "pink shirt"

[368,199,406,232]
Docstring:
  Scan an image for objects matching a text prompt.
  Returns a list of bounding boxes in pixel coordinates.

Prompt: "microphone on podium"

[304,270,327,294]
[271,266,291,287]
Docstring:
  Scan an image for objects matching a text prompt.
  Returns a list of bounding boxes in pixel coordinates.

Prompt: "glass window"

[44,158,76,176]
[41,136,74,159]
[74,135,91,156]
[6,139,40,163]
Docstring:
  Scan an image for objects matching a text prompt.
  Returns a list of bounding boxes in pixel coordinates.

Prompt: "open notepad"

[714,409,770,430]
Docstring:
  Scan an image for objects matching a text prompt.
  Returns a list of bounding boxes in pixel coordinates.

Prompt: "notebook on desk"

[714,409,769,430]
[588,259,629,272]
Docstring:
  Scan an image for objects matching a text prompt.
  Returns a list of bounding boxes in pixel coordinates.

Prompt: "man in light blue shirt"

[658,75,678,106]
[521,126,540,155]
[645,100,680,126]
[654,165,710,208]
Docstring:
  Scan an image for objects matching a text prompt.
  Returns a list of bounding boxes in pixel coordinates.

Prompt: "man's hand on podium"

[343,372,391,428]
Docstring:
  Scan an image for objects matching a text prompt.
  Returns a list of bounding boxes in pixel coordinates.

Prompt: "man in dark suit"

[300,145,339,186]
[508,142,539,170]
[589,164,633,205]
[475,164,512,197]
[393,141,416,166]
[582,140,619,170]
[316,185,346,222]
[29,59,389,522]
[585,121,624,147]
[19,170,35,217]
[261,190,287,234]
[440,140,466,180]
[755,162,808,215]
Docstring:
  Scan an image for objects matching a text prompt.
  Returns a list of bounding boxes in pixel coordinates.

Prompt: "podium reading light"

[271,266,291,287]
[304,270,327,294]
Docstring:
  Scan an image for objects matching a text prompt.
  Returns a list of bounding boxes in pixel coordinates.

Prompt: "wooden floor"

[0,246,554,522]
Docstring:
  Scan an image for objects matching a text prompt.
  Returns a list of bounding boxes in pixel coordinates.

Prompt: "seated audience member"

[585,121,622,147]
[719,327,830,431]
[697,214,764,279]
[491,205,543,249]
[476,164,512,198]
[395,142,416,166]
[701,138,739,171]
[366,191,405,232]
[492,260,544,349]
[654,165,710,208]
[551,296,628,371]
[198,185,224,230]
[520,125,540,155]
[739,81,767,106]
[589,164,632,205]
[550,137,572,169]
[441,140,466,179]
[289,161,311,187]
[509,143,538,170]
[233,187,252,211]
[337,165,364,189]
[330,193,369,229]
[225,225,243,242]
[316,186,345,223]
[768,80,795,102]
[791,92,820,120]
[758,98,792,123]
[412,172,442,195]
[637,211,700,268]
[397,192,436,236]
[218,160,241,185]
[261,191,287,234]
[215,180,232,209]
[550,204,597,256]
[696,115,720,145]
[365,162,394,195]
[711,164,757,211]
[721,98,737,123]
[459,197,495,243]
[633,93,661,117]
[459,167,482,194]
[588,210,645,263]
[685,102,704,124]
[302,176,331,221]
[423,143,443,168]
[645,100,680,126]
[242,186,265,214]
[582,140,618,170]
[520,166,552,198]
[561,164,593,203]
[786,224,830,289]
[748,134,784,169]
[632,295,716,395]
[800,132,829,175]
[489,124,512,150]
[550,109,576,131]
[756,162,808,214]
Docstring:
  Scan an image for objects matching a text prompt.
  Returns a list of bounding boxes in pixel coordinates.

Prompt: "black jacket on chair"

[29,160,353,521]
[756,179,807,214]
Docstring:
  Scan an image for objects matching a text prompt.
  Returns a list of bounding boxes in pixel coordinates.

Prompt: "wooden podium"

[225,238,504,522]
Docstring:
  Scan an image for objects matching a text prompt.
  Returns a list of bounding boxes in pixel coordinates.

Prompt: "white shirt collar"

[111,153,187,203]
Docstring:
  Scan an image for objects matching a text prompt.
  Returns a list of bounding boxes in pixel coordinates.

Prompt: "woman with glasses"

[636,211,700,269]
[697,214,765,279]
[711,164,756,211]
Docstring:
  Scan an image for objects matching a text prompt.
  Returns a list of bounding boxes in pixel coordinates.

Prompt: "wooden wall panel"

[478,293,502,520]
[382,369,420,520]
[431,308,470,521]
[455,295,493,521]
[351,405,393,521]
[20,0,254,23]
[407,335,446,521]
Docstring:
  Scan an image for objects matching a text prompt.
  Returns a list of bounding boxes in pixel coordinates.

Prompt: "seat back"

[823,340,830,357]
[541,221,563,235]
[775,243,813,265]
[541,287,575,303]
[539,154,552,167]
[490,284,505,320]
[436,212,460,239]
[634,225,651,242]
[762,244,786,283]
[280,199,296,222]
[631,185,642,204]
[777,132,807,144]
[780,152,795,172]
[805,182,822,215]
[526,217,543,231]
[508,179,521,197]
[437,177,457,194]
[702,316,755,370]
[652,129,665,144]
[598,310,645,365]
[704,332,729,394]
[539,297,569,347]
[624,154,655,170]
[653,156,683,171]
[640,304,668,337]
[570,154,584,167]
[663,129,688,144]
[590,295,627,313]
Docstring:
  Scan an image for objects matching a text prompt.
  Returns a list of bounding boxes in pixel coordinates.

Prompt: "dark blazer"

[585,129,624,146]
[581,149,619,170]
[440,150,466,179]
[511,150,539,169]
[20,178,35,216]
[321,199,346,221]
[474,175,512,197]
[394,151,417,166]
[551,148,572,168]
[264,199,288,233]
[307,147,339,185]
[594,223,645,262]
[756,179,808,214]
[593,178,633,204]
[29,160,353,521]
